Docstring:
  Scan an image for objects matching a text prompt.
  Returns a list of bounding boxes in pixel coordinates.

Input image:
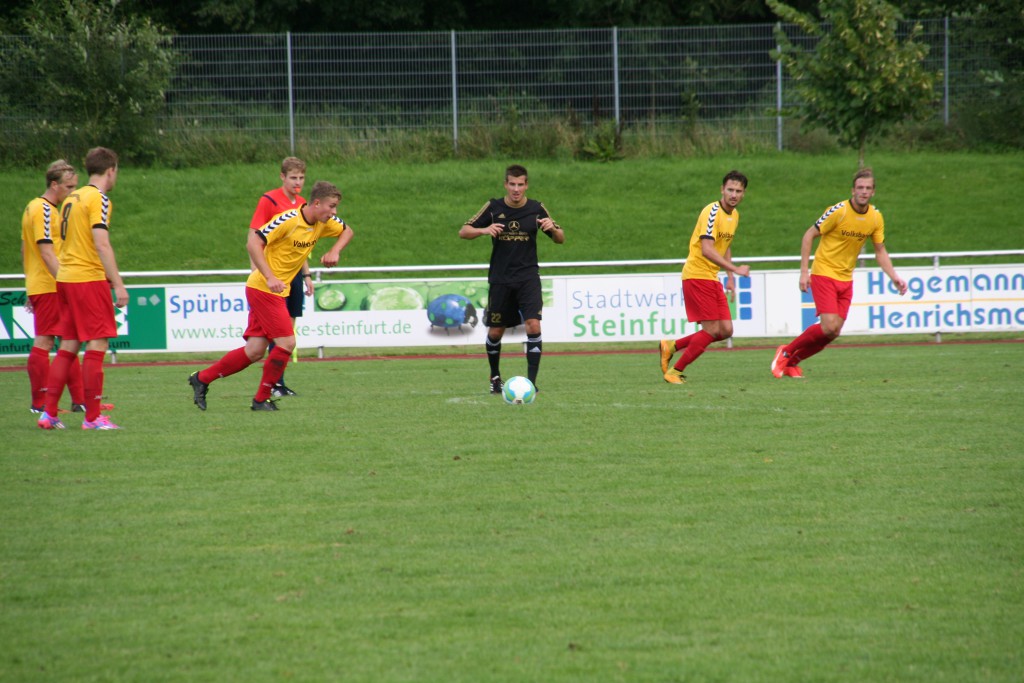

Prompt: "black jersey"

[465,198,558,285]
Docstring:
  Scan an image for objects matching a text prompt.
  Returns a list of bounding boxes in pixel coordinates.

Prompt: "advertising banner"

[1,264,1021,357]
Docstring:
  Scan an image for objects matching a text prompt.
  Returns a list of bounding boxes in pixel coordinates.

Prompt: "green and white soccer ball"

[502,376,536,405]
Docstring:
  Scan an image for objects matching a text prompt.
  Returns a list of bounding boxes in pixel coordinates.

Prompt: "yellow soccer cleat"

[659,339,675,374]
[663,368,687,384]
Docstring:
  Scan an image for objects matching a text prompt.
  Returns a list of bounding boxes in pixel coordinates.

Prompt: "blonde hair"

[853,167,875,186]
[45,159,76,186]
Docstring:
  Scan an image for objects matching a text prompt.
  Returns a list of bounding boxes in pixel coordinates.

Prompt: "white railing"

[4,250,1023,284]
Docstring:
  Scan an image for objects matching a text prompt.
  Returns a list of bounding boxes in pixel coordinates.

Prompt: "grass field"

[2,341,1022,682]
[3,151,1023,277]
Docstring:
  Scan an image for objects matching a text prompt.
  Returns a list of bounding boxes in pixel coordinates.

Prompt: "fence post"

[451,30,459,154]
[943,17,950,126]
[287,31,295,154]
[612,27,621,130]
[776,23,783,151]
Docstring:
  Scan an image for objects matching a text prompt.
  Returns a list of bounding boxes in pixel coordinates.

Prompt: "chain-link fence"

[1,18,999,155]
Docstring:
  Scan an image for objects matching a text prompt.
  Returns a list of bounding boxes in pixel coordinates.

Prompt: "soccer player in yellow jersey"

[21,160,90,414]
[771,168,907,378]
[251,156,308,397]
[189,181,354,412]
[38,147,127,431]
[660,170,751,384]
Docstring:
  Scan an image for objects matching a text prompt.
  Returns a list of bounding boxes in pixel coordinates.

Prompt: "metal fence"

[2,19,997,153]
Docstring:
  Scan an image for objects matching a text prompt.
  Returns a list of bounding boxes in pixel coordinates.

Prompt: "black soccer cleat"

[489,375,503,395]
[251,398,279,411]
[270,383,297,398]
[189,372,209,411]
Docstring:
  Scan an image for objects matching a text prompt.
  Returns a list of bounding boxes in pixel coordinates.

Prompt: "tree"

[0,0,176,163]
[768,0,939,166]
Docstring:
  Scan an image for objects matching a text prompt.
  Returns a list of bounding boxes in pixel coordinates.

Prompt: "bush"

[0,0,175,165]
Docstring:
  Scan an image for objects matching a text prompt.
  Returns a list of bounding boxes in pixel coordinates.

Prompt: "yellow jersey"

[21,197,64,295]
[57,184,113,284]
[811,201,885,281]
[682,201,739,282]
[247,207,347,296]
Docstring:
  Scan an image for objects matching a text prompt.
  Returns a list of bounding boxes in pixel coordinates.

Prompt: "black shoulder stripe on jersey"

[815,201,845,228]
[704,203,719,237]
[259,209,298,237]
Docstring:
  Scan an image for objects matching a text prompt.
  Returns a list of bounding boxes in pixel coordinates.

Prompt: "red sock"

[27,346,50,408]
[255,346,291,402]
[787,324,830,364]
[82,349,106,422]
[44,349,76,416]
[673,333,697,352]
[198,347,254,385]
[791,336,831,364]
[67,354,85,405]
[674,330,715,371]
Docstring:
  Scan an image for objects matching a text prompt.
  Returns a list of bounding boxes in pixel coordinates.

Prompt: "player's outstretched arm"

[459,223,503,239]
[700,240,748,277]
[321,226,354,268]
[873,242,907,295]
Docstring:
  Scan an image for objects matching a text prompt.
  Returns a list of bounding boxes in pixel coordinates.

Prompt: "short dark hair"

[85,147,118,176]
[722,170,748,188]
[281,156,306,174]
[309,180,342,203]
[505,164,528,181]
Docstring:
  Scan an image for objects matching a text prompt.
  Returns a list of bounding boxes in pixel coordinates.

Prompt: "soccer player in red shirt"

[250,156,308,397]
[771,168,908,378]
[660,170,751,384]
[189,181,354,411]
[38,147,127,430]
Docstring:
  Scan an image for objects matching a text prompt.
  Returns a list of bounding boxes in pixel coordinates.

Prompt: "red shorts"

[682,278,731,323]
[29,292,63,337]
[56,281,117,342]
[244,287,295,340]
[810,274,853,319]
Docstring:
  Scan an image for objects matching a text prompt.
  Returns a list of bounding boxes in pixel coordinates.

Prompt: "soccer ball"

[502,376,536,405]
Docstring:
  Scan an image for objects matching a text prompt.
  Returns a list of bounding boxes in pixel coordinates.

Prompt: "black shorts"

[286,272,305,318]
[485,278,543,329]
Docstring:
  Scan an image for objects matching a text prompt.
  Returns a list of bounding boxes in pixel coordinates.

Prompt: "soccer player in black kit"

[460,164,565,394]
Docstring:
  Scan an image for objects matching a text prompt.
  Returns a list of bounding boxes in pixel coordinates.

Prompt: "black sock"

[526,334,542,384]
[486,337,501,378]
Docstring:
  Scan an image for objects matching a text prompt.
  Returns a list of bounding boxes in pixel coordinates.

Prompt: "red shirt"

[250,187,305,230]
